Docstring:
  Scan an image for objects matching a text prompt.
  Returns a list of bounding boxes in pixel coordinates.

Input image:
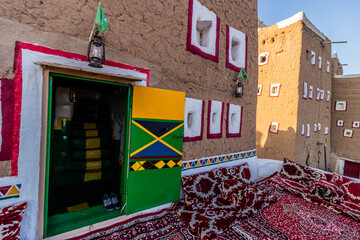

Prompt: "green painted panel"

[126,167,181,214]
[161,125,184,153]
[129,122,156,154]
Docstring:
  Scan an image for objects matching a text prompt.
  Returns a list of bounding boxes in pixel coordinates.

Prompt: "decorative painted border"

[181,149,256,171]
[130,159,182,171]
[225,25,248,72]
[343,129,354,138]
[186,0,220,63]
[183,99,205,142]
[0,79,14,162]
[207,100,224,139]
[269,83,281,97]
[0,184,21,201]
[269,122,279,134]
[337,120,344,127]
[258,52,270,66]
[11,42,151,176]
[352,121,360,128]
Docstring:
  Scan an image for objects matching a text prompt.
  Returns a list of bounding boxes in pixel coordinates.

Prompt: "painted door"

[126,86,185,214]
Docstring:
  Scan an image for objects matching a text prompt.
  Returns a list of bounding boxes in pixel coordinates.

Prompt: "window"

[196,20,212,47]
[257,85,262,96]
[269,122,279,134]
[311,51,316,65]
[226,25,247,71]
[309,85,313,99]
[270,83,281,97]
[337,120,344,127]
[324,127,329,135]
[343,129,354,138]
[303,82,308,99]
[335,101,347,111]
[306,124,311,138]
[352,121,360,128]
[320,90,325,100]
[318,123,321,131]
[184,97,204,142]
[327,61,330,73]
[318,56,322,69]
[258,52,270,66]
[301,124,305,136]
[316,88,320,101]
[226,103,242,138]
[207,100,223,138]
[326,90,331,102]
[314,123,318,132]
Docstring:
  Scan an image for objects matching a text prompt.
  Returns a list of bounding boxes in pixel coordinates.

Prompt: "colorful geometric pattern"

[0,184,21,201]
[182,149,256,171]
[130,159,182,171]
[130,120,183,159]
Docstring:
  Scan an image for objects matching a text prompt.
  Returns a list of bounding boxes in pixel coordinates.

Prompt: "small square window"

[324,127,329,135]
[303,82,308,99]
[270,83,281,97]
[337,120,344,127]
[257,85,263,96]
[311,51,316,65]
[258,52,270,66]
[335,101,347,111]
[343,129,354,138]
[269,122,279,134]
[352,121,360,128]
[309,85,313,99]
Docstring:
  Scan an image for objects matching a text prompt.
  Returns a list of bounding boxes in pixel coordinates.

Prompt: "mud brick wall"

[0,0,258,164]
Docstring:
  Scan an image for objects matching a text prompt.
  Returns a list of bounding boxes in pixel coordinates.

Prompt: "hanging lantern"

[235,81,243,98]
[69,87,78,103]
[87,35,106,68]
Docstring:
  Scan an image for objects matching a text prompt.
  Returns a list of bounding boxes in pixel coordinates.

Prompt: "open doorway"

[45,73,130,237]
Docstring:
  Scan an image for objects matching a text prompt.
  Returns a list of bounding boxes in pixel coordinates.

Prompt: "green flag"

[238,68,247,81]
[95,3,108,32]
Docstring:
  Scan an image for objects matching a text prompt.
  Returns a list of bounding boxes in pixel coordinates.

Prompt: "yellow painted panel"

[86,150,101,159]
[86,160,102,170]
[132,86,185,121]
[86,138,100,149]
[84,123,96,129]
[84,171,102,182]
[7,185,20,196]
[67,202,89,212]
[86,130,98,137]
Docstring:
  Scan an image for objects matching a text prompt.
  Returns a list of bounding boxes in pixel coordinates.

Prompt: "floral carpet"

[220,193,360,240]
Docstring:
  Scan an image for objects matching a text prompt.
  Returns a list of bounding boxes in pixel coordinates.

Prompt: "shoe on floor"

[103,194,114,211]
[110,193,121,210]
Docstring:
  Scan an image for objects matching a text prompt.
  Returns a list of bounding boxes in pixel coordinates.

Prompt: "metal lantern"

[87,35,106,68]
[69,87,78,103]
[235,81,243,98]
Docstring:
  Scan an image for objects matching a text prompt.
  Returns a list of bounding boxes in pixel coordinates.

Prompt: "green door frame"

[43,73,133,237]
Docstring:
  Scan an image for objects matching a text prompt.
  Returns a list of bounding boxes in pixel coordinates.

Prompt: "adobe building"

[0,0,258,239]
[330,51,360,178]
[256,12,332,170]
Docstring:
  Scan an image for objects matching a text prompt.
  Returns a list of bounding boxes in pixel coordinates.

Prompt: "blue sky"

[258,0,360,75]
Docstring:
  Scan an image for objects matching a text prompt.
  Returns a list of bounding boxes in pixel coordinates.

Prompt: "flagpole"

[89,2,101,42]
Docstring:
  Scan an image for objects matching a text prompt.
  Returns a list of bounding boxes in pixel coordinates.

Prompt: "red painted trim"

[68,208,171,240]
[225,25,248,72]
[343,129,354,138]
[269,122,279,134]
[226,103,242,138]
[257,85,262,96]
[11,42,151,176]
[207,100,223,139]
[186,0,219,63]
[0,79,14,163]
[352,121,360,128]
[334,101,347,112]
[183,100,205,142]
[302,82,307,99]
[269,83,281,97]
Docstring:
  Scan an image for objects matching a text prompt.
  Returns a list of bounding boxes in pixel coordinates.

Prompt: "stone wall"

[0,0,258,164]
[331,75,360,161]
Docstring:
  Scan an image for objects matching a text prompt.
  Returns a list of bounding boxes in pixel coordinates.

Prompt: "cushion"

[342,181,360,205]
[268,172,308,195]
[182,170,220,205]
[212,162,251,184]
[308,179,345,203]
[280,158,326,187]
[331,172,353,185]
[0,202,27,240]
[221,179,246,200]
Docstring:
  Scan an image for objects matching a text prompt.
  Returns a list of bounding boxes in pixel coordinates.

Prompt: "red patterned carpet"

[220,193,360,240]
[69,208,197,240]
